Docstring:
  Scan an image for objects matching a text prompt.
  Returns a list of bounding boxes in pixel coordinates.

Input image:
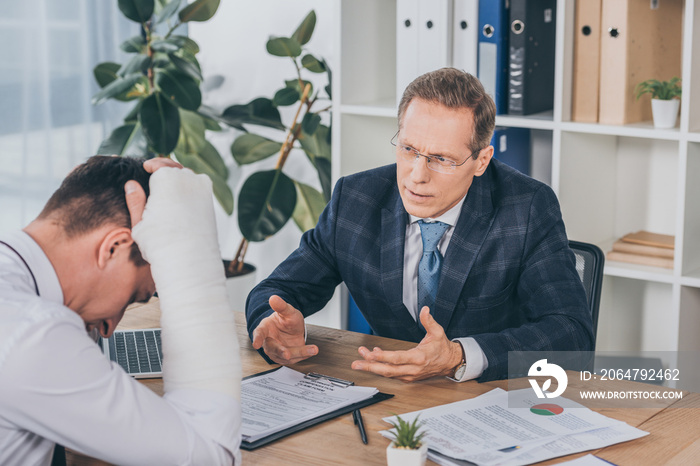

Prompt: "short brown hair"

[39,156,150,265]
[398,68,496,154]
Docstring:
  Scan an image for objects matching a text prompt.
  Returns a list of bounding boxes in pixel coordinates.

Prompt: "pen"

[352,409,368,444]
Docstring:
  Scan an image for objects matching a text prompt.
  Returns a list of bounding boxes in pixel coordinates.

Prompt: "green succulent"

[387,414,427,450]
[635,77,682,101]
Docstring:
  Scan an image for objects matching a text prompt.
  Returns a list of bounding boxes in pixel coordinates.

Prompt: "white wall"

[189,1,341,327]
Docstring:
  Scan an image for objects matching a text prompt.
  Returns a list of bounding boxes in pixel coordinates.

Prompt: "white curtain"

[0,0,138,233]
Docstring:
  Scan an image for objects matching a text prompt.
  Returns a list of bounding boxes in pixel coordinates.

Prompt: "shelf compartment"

[339,0,396,108]
[558,132,678,253]
[338,114,397,177]
[681,142,700,276]
[678,286,700,351]
[597,278,676,352]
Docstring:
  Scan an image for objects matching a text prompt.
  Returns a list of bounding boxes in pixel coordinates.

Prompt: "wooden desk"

[68,300,699,465]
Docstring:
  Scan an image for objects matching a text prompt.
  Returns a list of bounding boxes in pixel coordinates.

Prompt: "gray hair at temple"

[397,68,497,155]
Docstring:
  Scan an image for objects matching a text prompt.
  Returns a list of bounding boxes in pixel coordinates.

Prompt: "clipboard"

[240,367,394,450]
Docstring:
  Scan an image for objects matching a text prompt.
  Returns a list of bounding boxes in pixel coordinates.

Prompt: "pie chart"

[530,404,564,416]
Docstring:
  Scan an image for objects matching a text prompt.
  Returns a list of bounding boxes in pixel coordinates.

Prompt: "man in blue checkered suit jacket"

[246,69,594,382]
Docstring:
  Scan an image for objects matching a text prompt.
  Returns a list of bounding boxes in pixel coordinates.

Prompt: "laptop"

[101,328,164,379]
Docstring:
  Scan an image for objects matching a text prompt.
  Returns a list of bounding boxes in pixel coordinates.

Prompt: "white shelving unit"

[331,0,700,355]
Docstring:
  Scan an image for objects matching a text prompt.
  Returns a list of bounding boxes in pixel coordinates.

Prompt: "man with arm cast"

[0,156,242,465]
[246,68,594,383]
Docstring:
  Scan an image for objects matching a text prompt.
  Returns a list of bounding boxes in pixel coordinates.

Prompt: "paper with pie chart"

[381,388,647,466]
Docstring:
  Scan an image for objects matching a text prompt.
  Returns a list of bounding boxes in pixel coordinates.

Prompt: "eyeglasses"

[390,132,479,175]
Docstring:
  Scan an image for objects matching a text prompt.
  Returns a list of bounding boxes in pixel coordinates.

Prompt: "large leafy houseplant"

[92,0,233,215]
[223,10,332,276]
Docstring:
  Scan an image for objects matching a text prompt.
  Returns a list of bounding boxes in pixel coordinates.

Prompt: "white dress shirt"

[402,197,489,381]
[0,231,241,466]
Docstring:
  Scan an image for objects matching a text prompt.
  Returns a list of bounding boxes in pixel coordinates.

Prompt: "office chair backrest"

[568,240,604,341]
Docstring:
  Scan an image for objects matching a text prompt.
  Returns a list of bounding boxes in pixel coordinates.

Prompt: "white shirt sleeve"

[0,302,240,466]
[451,337,489,382]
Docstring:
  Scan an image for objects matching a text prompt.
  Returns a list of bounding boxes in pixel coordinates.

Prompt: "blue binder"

[348,293,373,334]
[478,0,510,114]
[491,126,531,176]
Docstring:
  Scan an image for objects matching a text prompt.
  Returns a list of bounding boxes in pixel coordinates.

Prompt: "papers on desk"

[241,366,379,444]
[380,388,647,466]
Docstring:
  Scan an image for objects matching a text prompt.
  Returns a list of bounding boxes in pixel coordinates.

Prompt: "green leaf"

[314,157,332,202]
[285,79,313,100]
[231,134,282,165]
[91,73,144,105]
[168,53,203,80]
[175,148,233,215]
[163,35,200,55]
[238,170,297,242]
[155,0,181,23]
[291,10,316,46]
[96,123,148,157]
[177,109,206,153]
[324,59,332,98]
[266,37,302,58]
[197,105,229,129]
[299,123,331,161]
[222,97,285,130]
[302,112,321,135]
[155,68,202,111]
[123,101,142,123]
[301,54,326,73]
[299,123,332,200]
[93,62,122,88]
[120,35,146,53]
[179,0,220,22]
[200,114,221,131]
[150,39,180,53]
[273,87,300,107]
[292,181,326,232]
[175,49,202,72]
[199,140,228,178]
[139,92,181,154]
[118,54,150,76]
[118,0,154,23]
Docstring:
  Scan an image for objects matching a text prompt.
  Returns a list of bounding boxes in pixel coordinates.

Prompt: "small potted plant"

[386,414,428,466]
[634,77,682,129]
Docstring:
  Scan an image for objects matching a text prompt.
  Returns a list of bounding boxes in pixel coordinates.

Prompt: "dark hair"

[39,156,150,265]
[397,68,497,154]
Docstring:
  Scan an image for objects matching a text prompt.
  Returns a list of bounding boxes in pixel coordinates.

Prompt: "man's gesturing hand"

[252,295,319,365]
[351,306,464,382]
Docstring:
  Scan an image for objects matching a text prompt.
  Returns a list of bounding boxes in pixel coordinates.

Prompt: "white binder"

[396,0,453,105]
[396,0,420,104]
[451,0,479,75]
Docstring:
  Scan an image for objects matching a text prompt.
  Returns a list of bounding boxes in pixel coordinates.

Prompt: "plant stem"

[275,83,311,170]
[229,84,311,273]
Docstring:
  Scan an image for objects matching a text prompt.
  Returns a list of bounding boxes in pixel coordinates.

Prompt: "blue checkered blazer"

[246,160,594,381]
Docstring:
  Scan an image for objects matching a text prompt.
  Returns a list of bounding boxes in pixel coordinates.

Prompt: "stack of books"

[607,231,674,269]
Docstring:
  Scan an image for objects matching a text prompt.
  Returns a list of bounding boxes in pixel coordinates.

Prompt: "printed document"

[381,389,647,466]
[241,366,378,443]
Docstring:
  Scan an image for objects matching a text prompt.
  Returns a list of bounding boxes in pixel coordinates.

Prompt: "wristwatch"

[448,345,467,381]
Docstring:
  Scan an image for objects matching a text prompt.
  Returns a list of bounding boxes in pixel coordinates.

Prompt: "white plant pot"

[651,98,680,129]
[386,443,428,466]
[223,262,257,312]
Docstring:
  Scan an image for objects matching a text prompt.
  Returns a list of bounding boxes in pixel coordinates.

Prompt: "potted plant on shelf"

[91,0,233,215]
[219,10,332,301]
[634,77,682,129]
[386,414,428,466]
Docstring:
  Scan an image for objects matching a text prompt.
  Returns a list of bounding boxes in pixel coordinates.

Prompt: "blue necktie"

[417,220,450,313]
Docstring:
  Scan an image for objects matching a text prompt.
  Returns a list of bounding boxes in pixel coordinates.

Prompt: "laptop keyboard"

[107,329,162,374]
